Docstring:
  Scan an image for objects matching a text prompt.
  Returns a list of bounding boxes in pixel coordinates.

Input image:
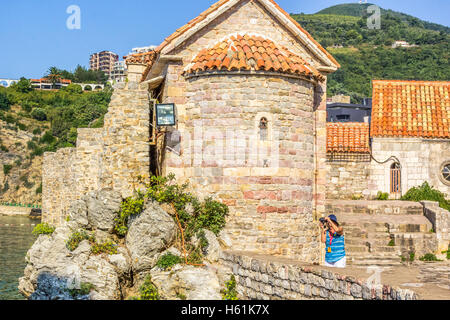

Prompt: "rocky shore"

[18,189,232,300]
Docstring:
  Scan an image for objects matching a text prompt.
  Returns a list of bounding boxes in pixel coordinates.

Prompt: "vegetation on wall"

[401,182,450,211]
[114,174,229,265]
[32,223,56,236]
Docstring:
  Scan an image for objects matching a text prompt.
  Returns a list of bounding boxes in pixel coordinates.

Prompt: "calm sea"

[0,215,39,300]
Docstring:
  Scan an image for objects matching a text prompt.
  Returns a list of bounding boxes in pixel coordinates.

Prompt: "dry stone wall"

[42,82,151,225]
[220,251,419,300]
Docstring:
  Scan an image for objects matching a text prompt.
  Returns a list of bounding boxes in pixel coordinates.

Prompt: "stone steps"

[337,212,435,267]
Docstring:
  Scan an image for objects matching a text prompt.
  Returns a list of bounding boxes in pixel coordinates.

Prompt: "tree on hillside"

[0,90,11,110]
[11,77,33,93]
[46,67,62,89]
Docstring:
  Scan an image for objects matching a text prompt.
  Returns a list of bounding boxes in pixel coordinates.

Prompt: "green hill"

[291,3,450,102]
[316,3,450,33]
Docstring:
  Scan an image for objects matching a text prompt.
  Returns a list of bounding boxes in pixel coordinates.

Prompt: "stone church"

[326,80,450,200]
[42,0,341,263]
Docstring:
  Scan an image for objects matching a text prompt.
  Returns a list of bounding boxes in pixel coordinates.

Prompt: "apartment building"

[89,51,119,75]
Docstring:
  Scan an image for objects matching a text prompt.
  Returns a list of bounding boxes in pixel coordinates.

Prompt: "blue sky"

[0,0,448,79]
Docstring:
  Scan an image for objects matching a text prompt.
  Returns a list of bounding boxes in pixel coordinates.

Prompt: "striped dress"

[325,231,346,263]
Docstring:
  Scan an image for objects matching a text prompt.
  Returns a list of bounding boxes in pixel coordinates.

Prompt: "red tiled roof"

[125,51,157,65]
[31,78,72,84]
[130,0,339,81]
[371,80,450,139]
[184,34,324,81]
[327,122,370,153]
[155,0,339,68]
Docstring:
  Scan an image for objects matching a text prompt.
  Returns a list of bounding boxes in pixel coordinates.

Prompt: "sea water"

[0,215,38,300]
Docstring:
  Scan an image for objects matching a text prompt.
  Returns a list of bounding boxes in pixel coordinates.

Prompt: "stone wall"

[325,200,424,216]
[369,138,450,198]
[42,148,77,225]
[326,161,371,200]
[160,72,320,262]
[220,251,419,300]
[422,201,450,258]
[42,82,151,225]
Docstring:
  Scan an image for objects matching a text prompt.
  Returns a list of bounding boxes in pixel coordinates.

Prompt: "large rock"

[85,189,122,232]
[18,225,121,300]
[126,202,177,272]
[150,265,222,300]
[192,229,221,263]
[68,200,89,228]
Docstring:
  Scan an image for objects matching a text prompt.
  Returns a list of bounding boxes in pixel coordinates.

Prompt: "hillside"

[0,80,111,206]
[291,3,450,102]
[317,3,450,33]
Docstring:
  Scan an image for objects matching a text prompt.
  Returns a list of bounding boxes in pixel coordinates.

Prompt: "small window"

[259,117,268,141]
[390,163,401,194]
[336,115,350,122]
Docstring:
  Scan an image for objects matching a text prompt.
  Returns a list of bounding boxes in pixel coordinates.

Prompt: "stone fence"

[220,251,419,300]
[422,201,450,257]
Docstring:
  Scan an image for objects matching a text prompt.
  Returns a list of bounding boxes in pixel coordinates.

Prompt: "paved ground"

[332,261,450,300]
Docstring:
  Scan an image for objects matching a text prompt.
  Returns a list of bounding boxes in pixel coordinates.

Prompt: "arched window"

[259,117,268,141]
[390,163,401,194]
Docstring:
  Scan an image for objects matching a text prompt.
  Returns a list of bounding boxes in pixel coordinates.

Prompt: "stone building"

[42,0,340,263]
[326,80,450,200]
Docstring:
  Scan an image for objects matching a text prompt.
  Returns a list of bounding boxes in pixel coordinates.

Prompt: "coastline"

[0,205,33,217]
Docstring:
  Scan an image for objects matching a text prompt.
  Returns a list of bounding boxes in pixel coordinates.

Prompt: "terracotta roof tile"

[132,0,338,82]
[327,122,371,153]
[371,80,450,139]
[184,34,324,81]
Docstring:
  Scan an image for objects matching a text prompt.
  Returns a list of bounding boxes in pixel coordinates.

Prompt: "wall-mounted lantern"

[156,103,176,127]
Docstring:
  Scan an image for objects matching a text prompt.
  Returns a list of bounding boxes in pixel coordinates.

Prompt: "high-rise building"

[89,51,119,75]
[109,61,127,83]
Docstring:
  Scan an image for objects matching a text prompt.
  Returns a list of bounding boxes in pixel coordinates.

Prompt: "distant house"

[327,97,372,123]
[392,41,418,49]
[31,78,72,90]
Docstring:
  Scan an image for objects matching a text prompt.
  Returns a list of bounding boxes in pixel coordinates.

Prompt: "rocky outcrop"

[19,191,227,300]
[151,265,222,300]
[126,202,177,273]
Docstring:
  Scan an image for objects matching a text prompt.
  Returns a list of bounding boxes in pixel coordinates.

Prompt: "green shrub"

[401,182,450,211]
[31,108,47,121]
[221,275,238,300]
[3,164,13,175]
[0,91,11,110]
[419,253,442,262]
[68,282,95,298]
[156,253,183,271]
[32,223,56,236]
[139,276,160,300]
[388,239,395,246]
[0,145,8,152]
[114,196,145,237]
[32,128,42,135]
[376,191,389,201]
[91,241,118,255]
[36,183,42,194]
[66,230,95,251]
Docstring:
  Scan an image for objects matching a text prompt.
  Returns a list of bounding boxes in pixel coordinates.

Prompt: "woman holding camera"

[320,215,346,268]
